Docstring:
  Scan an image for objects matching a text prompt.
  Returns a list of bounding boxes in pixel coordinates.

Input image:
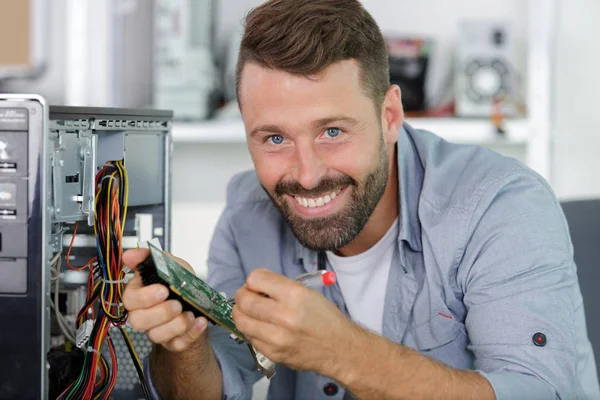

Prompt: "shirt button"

[323,382,339,396]
[532,332,547,346]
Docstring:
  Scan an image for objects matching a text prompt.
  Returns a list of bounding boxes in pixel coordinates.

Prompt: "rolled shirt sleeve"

[458,173,583,399]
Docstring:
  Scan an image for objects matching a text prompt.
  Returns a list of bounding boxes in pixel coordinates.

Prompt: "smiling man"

[122,0,599,399]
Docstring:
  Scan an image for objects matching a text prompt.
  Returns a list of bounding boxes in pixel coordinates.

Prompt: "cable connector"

[76,320,94,349]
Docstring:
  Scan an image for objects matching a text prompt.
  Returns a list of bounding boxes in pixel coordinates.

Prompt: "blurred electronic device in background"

[385,37,433,113]
[455,20,518,118]
[0,94,173,399]
[153,0,220,120]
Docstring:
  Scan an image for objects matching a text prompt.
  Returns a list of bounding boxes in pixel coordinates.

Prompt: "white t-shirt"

[326,218,399,334]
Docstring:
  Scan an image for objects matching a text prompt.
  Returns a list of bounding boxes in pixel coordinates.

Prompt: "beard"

[264,136,390,252]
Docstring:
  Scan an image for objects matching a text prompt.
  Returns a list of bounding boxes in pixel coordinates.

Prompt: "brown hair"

[235,0,390,113]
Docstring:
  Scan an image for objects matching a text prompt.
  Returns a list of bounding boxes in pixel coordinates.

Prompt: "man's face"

[239,60,394,252]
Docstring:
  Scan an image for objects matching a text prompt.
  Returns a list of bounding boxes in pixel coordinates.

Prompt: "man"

[123,0,599,398]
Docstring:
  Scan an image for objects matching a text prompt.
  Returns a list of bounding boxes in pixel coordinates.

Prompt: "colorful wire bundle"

[57,160,149,400]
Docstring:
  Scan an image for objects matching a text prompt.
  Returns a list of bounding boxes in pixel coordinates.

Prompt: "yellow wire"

[117,161,129,233]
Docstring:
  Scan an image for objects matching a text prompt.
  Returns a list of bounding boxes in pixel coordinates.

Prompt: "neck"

[337,145,399,257]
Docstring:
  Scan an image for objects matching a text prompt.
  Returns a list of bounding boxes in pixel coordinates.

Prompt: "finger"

[122,248,150,271]
[147,311,196,345]
[233,302,279,341]
[245,268,299,300]
[123,281,169,310]
[127,299,182,331]
[234,286,279,324]
[165,317,208,352]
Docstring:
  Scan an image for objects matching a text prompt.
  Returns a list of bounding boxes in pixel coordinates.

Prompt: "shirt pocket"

[403,314,471,368]
[409,314,464,350]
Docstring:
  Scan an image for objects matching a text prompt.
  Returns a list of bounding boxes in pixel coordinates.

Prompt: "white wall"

[551,0,600,200]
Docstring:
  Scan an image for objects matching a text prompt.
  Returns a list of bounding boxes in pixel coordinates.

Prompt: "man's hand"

[122,248,209,353]
[232,268,354,374]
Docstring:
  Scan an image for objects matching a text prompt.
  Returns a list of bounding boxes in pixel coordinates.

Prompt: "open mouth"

[283,186,349,218]
[293,188,343,208]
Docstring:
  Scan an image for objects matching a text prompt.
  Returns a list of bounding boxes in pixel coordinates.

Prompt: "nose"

[293,142,326,190]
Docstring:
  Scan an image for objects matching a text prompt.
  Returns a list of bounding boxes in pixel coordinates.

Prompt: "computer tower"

[0,95,49,400]
[0,94,173,399]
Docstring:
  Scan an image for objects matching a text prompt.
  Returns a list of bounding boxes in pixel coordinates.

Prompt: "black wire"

[118,328,151,400]
[76,285,101,324]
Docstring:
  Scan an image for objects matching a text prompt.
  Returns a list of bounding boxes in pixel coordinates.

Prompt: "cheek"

[250,149,289,191]
[319,142,375,181]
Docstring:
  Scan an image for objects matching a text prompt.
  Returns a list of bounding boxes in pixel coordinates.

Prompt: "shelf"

[172,119,248,143]
[171,117,530,145]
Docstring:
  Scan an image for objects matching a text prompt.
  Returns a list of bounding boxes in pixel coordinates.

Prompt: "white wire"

[49,253,77,343]
[49,252,61,281]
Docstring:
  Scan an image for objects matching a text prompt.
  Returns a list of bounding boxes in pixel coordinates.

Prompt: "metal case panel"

[124,132,165,206]
[0,95,49,400]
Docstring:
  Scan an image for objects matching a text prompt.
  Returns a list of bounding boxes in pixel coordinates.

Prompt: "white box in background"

[153,0,218,120]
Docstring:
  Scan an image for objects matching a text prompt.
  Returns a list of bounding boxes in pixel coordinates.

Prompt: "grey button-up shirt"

[146,123,599,399]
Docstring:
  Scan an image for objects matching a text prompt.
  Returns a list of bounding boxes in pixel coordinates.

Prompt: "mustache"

[275,175,356,197]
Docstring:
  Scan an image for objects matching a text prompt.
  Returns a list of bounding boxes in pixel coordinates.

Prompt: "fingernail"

[195,318,206,329]
[156,287,168,300]
[171,301,182,312]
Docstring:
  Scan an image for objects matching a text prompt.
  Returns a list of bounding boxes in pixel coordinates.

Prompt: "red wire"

[95,357,106,388]
[65,222,89,271]
[102,336,118,400]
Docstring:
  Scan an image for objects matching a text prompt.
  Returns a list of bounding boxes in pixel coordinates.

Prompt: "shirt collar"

[397,122,423,252]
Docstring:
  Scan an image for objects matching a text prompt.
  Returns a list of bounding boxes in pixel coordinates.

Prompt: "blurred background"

[1,0,598,398]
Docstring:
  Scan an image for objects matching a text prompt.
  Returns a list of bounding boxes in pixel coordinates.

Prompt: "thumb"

[122,248,150,272]
[122,248,151,290]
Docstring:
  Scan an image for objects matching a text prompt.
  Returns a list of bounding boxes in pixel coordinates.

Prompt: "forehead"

[238,60,372,121]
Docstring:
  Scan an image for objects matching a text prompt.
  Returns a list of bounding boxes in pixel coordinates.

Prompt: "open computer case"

[0,94,173,400]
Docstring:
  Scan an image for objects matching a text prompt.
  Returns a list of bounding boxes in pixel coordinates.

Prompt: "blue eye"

[269,134,284,145]
[325,128,341,138]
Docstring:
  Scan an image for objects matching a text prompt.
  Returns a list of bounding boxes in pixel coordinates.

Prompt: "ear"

[380,85,404,145]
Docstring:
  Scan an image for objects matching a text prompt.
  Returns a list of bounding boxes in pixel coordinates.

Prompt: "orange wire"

[65,222,86,270]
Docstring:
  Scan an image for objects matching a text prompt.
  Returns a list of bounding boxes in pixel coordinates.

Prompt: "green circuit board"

[147,242,245,340]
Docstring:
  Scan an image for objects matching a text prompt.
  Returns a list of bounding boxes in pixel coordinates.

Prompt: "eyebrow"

[248,115,359,138]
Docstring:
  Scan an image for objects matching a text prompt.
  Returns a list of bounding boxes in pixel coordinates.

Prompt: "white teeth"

[294,188,343,208]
